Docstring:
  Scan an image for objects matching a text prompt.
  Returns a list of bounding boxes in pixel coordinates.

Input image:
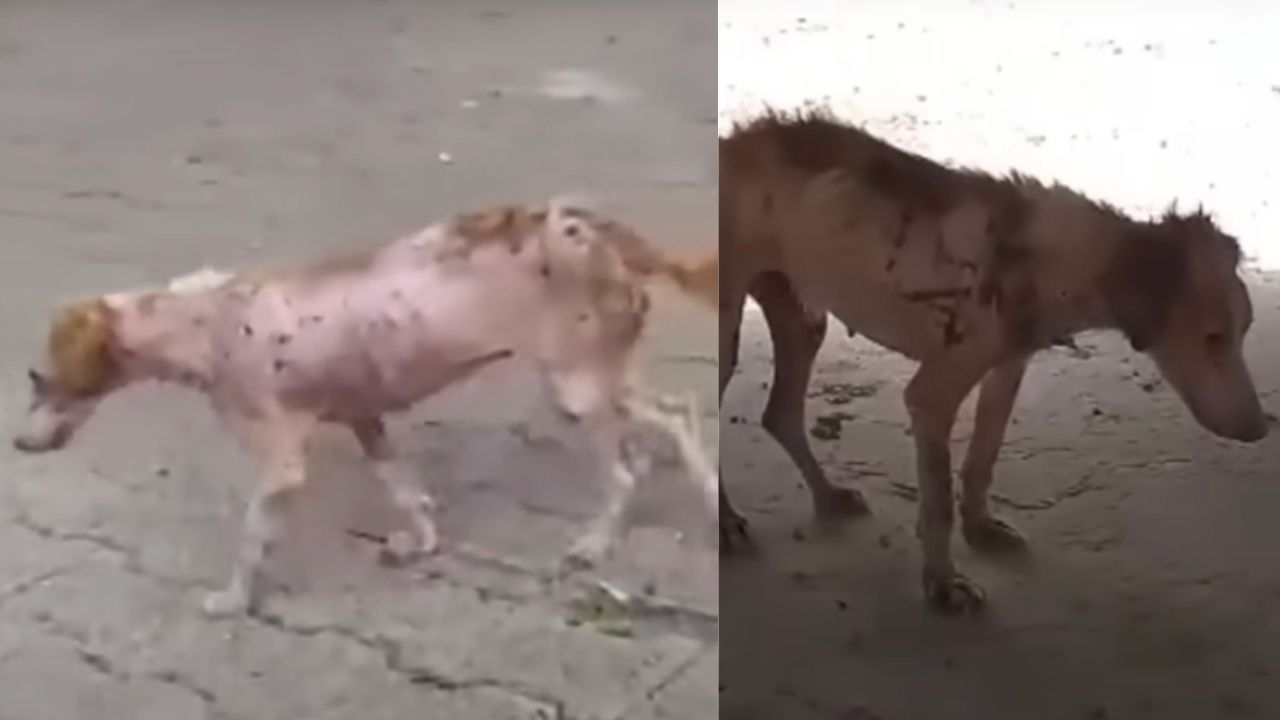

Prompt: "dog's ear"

[27,368,50,394]
[548,193,597,218]
[1104,228,1188,352]
[47,298,119,396]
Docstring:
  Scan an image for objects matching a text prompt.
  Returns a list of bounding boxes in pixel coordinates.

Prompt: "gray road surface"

[0,2,716,719]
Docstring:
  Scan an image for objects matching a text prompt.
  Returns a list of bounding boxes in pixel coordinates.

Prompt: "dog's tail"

[654,251,718,308]
[598,231,717,309]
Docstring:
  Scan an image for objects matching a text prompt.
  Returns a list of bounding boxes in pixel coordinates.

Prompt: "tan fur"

[452,203,545,255]
[46,299,118,397]
[665,252,718,307]
[248,244,382,288]
[719,108,1265,612]
[565,207,718,308]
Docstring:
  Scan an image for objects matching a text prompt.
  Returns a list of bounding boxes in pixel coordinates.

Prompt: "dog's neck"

[105,289,218,391]
[1020,187,1147,341]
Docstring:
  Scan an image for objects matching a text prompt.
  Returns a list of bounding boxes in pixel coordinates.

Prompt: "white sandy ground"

[721,2,1280,719]
[0,2,715,719]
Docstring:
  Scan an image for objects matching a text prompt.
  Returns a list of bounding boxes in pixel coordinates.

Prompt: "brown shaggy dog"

[719,109,1265,612]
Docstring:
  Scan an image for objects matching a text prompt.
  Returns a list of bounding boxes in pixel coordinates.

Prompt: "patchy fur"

[15,198,719,617]
[168,267,234,295]
[719,108,1264,612]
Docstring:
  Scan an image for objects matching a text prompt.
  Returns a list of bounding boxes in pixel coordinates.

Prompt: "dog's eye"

[1205,332,1227,352]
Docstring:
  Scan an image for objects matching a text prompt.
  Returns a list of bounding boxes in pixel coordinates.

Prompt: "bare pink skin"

[14,200,718,616]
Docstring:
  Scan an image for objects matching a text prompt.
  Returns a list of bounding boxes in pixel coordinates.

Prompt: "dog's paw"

[562,532,612,573]
[202,588,250,618]
[923,571,987,615]
[962,514,1028,554]
[814,486,870,522]
[377,528,438,567]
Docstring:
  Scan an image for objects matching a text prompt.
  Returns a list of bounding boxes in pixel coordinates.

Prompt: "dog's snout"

[13,428,67,454]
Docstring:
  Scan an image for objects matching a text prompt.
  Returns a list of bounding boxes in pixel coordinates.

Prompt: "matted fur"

[720,107,1263,613]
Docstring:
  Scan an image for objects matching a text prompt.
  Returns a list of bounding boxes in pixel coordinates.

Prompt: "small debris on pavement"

[811,382,880,405]
[810,411,855,440]
[566,582,635,638]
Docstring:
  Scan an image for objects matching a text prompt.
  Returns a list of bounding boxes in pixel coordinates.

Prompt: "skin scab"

[940,307,964,346]
[241,324,254,338]
[136,294,160,317]
[273,333,293,346]
[273,359,288,373]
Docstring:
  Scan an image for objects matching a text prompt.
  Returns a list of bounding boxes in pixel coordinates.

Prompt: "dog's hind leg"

[719,277,751,550]
[959,355,1031,553]
[351,417,439,565]
[752,271,868,523]
[623,389,718,524]
[204,409,315,617]
[904,351,993,614]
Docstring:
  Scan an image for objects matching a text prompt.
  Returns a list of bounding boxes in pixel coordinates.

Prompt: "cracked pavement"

[0,2,716,718]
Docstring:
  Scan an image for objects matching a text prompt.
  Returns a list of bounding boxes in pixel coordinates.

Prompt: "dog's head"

[14,298,121,453]
[1106,209,1266,442]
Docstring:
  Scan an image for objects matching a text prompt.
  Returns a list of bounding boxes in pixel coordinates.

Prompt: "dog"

[13,197,719,616]
[719,108,1267,612]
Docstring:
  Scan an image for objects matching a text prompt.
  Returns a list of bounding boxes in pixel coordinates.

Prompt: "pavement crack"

[11,505,199,591]
[75,646,125,679]
[0,566,74,608]
[608,643,709,720]
[149,669,243,720]
[254,612,568,718]
[36,608,242,720]
[151,670,218,704]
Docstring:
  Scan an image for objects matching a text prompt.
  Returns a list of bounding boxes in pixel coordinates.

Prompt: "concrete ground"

[0,2,715,719]
[721,2,1280,719]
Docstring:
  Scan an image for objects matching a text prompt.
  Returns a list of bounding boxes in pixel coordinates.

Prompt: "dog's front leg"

[904,353,992,613]
[350,417,439,565]
[204,410,314,617]
[564,408,636,571]
[960,355,1031,553]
